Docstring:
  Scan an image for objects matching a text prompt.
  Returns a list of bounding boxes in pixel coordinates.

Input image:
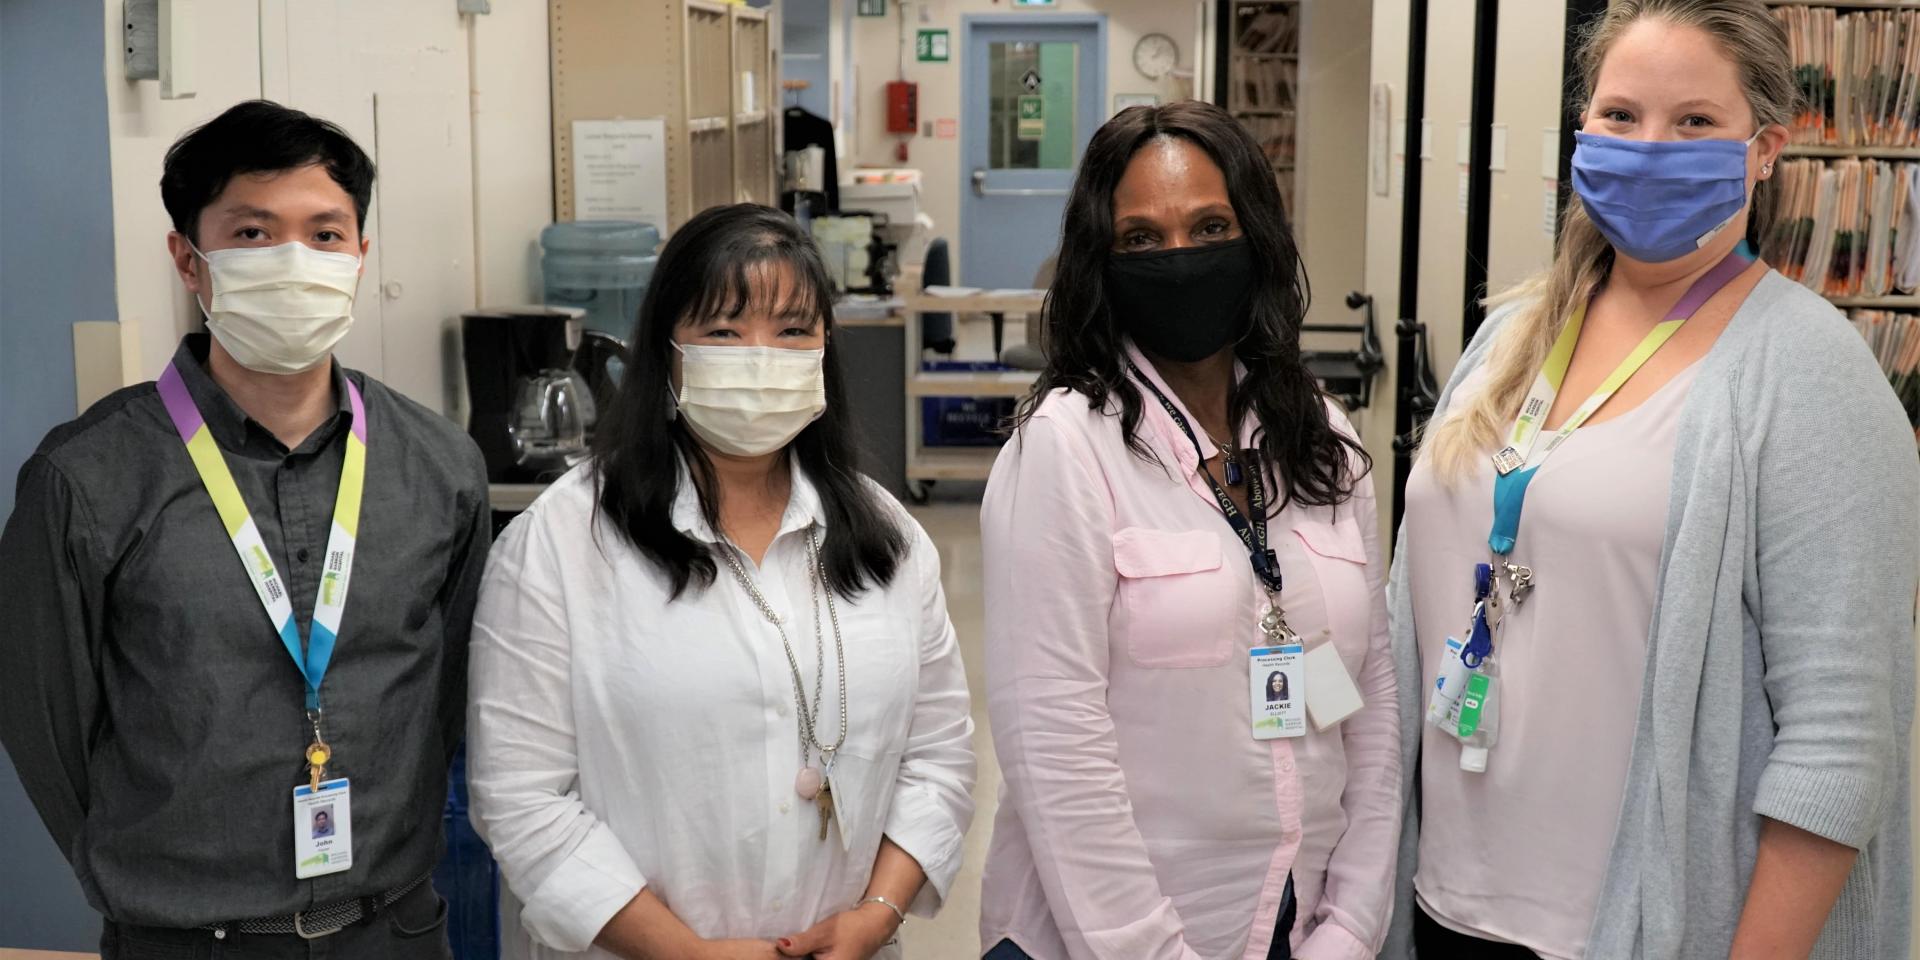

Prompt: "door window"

[987,41,1080,170]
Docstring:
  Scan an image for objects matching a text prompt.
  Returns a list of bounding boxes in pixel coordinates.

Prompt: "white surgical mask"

[673,343,826,457]
[193,241,362,375]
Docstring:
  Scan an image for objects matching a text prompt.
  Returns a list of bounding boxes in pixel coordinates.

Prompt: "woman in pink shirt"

[978,100,1402,960]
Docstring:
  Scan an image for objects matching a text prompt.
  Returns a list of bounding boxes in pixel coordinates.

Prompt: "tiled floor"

[900,502,999,960]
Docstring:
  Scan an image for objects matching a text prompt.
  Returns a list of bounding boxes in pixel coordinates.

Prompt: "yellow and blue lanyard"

[1465,250,1751,665]
[156,361,368,714]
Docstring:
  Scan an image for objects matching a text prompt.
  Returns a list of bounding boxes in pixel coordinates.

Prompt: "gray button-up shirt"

[0,335,490,927]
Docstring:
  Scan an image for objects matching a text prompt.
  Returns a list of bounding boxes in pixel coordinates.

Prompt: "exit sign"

[916,29,950,62]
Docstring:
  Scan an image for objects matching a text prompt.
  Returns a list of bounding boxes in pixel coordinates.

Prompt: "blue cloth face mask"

[1571,129,1761,263]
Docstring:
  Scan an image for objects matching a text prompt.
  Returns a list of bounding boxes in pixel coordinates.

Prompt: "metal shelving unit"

[1782,144,1920,159]
[1223,0,1299,219]
[901,288,1045,493]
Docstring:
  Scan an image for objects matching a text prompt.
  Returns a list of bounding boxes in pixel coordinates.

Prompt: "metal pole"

[1390,0,1431,534]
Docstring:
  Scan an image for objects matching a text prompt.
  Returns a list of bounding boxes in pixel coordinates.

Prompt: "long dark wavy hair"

[592,203,908,599]
[1011,100,1368,509]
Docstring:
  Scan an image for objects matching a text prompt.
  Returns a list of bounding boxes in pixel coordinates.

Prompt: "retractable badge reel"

[1426,564,1502,772]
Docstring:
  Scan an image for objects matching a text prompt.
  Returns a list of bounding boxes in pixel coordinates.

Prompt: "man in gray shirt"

[0,100,489,959]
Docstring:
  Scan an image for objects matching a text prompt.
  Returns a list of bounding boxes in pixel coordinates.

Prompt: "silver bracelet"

[858,895,908,926]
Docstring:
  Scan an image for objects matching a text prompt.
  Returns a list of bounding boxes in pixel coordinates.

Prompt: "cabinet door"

[263,0,478,413]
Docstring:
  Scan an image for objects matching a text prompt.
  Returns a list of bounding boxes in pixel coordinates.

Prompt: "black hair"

[160,100,376,243]
[592,203,909,599]
[1012,100,1368,510]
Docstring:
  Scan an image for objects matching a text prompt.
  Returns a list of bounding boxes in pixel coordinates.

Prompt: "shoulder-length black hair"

[1012,100,1368,509]
[591,203,908,599]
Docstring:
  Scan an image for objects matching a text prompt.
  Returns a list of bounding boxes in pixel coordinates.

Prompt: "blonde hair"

[1420,0,1801,480]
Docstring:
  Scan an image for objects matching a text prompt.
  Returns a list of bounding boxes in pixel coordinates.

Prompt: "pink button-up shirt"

[978,349,1401,960]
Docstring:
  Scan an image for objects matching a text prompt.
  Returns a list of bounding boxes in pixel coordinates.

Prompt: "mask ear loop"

[186,240,217,323]
[1697,128,1775,252]
[666,340,688,420]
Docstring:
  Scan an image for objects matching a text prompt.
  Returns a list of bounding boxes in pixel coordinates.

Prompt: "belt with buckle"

[203,873,431,940]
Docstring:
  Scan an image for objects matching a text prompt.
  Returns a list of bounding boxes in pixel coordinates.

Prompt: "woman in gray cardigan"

[1388,2,1918,958]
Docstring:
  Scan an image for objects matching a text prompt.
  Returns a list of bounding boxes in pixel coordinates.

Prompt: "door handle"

[972,168,1069,198]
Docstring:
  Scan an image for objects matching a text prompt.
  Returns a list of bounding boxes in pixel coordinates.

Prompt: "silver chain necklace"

[719,525,849,838]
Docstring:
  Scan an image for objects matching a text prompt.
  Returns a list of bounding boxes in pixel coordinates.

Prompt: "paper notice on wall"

[572,118,668,230]
[1543,180,1560,238]
[1458,166,1470,214]
[1370,83,1392,198]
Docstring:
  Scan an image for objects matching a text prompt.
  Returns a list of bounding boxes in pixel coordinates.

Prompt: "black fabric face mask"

[1104,238,1257,363]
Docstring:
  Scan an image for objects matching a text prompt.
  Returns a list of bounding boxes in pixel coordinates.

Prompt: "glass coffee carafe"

[507,368,594,480]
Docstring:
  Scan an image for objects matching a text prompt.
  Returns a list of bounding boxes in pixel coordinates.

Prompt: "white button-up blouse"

[465,462,976,959]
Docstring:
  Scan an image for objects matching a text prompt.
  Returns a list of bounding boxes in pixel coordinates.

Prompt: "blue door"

[961,16,1106,290]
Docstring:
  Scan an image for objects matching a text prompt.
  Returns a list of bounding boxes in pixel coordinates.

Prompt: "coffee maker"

[462,306,622,483]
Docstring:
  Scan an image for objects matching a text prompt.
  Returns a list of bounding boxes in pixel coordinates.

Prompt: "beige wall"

[1359,0,1408,545]
[1358,0,1564,543]
[99,0,552,415]
[1485,1,1564,302]
[845,0,1203,278]
[103,1,266,387]
[1296,1,1375,370]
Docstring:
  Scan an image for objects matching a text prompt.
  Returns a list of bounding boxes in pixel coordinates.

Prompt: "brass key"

[816,783,835,841]
[306,741,331,792]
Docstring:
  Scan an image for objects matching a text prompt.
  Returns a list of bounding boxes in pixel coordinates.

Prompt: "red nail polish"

[778,938,792,948]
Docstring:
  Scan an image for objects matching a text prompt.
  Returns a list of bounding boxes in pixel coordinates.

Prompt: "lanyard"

[1487,252,1749,557]
[1128,362,1284,595]
[156,361,367,711]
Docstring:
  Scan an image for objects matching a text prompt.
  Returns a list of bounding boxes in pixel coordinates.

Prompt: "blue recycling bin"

[436,743,501,960]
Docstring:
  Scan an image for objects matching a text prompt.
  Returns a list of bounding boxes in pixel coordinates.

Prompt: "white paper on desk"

[572,118,668,231]
[923,285,983,297]
[984,288,1046,297]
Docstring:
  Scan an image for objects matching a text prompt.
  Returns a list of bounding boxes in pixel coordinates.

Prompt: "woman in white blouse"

[467,203,977,960]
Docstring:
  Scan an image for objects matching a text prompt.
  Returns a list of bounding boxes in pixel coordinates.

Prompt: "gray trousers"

[99,881,452,960]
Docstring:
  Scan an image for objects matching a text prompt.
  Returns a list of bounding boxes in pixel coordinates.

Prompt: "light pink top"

[978,347,1401,960]
[1403,361,1697,960]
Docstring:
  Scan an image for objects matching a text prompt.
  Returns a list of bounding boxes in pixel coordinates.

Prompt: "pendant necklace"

[1195,422,1245,487]
[721,525,849,841]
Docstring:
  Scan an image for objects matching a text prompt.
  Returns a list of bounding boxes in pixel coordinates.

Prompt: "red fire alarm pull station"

[886,81,919,134]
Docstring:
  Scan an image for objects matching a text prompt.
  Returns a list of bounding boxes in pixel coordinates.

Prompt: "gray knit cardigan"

[1382,271,1918,959]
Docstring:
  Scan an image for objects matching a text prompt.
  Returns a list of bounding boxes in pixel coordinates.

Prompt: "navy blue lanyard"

[1128,363,1284,595]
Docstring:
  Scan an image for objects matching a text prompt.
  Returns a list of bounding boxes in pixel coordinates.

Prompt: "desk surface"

[904,289,1046,315]
[489,483,548,513]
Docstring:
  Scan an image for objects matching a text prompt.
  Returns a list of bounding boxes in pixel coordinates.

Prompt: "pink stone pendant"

[795,766,823,800]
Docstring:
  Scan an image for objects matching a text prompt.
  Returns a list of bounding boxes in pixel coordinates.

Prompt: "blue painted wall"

[0,0,119,951]
[782,0,832,120]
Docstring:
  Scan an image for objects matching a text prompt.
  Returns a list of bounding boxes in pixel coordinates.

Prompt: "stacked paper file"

[1761,158,1920,298]
[1849,309,1920,434]
[1777,6,1920,149]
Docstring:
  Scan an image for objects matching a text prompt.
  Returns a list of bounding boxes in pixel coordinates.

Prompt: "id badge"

[293,778,353,879]
[1250,645,1307,740]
